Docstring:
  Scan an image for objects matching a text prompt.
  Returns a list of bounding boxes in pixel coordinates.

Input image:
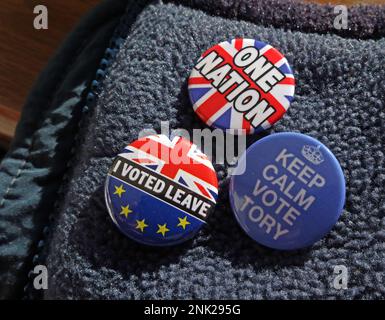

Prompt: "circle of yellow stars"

[112,183,192,237]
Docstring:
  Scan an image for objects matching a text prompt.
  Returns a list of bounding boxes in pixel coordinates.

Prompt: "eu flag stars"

[105,135,218,246]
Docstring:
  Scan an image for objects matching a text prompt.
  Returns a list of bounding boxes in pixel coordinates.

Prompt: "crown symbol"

[301,144,324,165]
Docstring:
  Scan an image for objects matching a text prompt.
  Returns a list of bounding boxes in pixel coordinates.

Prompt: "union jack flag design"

[119,134,218,202]
[188,38,295,134]
[105,135,218,246]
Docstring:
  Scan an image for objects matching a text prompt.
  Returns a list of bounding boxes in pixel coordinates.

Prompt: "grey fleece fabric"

[44,3,385,299]
[176,0,385,39]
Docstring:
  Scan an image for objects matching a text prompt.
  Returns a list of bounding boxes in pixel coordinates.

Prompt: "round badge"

[105,134,218,246]
[188,38,295,134]
[229,132,345,250]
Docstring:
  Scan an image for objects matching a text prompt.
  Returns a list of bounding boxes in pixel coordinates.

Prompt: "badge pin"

[105,135,218,246]
[229,132,345,250]
[188,39,295,134]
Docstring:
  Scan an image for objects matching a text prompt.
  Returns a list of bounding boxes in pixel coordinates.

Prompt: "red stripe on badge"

[263,47,284,65]
[234,39,243,51]
[195,91,228,122]
[277,77,295,86]
[194,181,211,199]
[188,77,211,85]
[130,138,216,186]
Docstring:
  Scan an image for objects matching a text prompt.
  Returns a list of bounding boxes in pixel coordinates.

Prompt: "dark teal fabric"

[0,0,130,299]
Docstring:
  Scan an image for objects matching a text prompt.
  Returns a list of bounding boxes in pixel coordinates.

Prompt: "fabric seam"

[0,158,28,208]
[24,0,140,299]
[0,35,91,209]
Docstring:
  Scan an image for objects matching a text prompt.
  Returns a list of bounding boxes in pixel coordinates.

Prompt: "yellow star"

[177,216,191,230]
[113,184,126,198]
[120,205,132,218]
[156,223,170,237]
[136,219,148,233]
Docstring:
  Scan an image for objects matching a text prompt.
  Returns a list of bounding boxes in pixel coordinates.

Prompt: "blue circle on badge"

[105,135,218,246]
[229,132,345,250]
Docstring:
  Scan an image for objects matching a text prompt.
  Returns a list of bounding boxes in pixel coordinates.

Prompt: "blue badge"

[229,132,345,250]
[105,134,218,246]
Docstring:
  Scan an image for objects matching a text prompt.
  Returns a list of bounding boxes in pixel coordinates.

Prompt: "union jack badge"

[105,135,218,246]
[188,39,295,134]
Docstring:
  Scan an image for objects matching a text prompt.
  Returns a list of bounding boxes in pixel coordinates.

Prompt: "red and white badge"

[188,39,295,134]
